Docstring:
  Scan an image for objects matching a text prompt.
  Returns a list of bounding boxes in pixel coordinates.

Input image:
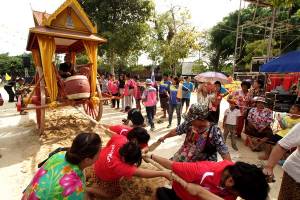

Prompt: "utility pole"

[267,7,276,60]
[233,0,243,72]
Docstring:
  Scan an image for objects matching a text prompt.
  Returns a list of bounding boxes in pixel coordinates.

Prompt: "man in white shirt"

[263,123,300,200]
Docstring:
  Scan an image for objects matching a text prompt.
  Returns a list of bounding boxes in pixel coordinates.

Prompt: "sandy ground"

[0,87,283,200]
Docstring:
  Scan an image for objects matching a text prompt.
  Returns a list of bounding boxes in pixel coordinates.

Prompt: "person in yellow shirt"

[259,104,300,160]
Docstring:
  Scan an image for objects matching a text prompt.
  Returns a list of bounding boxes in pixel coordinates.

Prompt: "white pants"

[119,88,125,109]
[125,95,132,108]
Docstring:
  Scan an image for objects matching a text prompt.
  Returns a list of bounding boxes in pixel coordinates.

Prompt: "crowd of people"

[99,73,196,131]
[18,73,300,200]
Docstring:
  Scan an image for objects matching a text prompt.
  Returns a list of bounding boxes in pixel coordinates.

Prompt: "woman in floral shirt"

[232,81,251,137]
[22,133,101,200]
[245,97,273,151]
[159,104,231,162]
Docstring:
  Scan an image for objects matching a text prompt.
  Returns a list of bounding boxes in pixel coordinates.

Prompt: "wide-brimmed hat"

[184,103,209,122]
[145,79,152,85]
[253,96,267,103]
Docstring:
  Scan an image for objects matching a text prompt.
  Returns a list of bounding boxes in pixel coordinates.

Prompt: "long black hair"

[119,141,142,167]
[127,127,150,145]
[66,132,101,165]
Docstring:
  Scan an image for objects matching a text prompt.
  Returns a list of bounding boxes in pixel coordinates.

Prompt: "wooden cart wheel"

[83,82,103,121]
[36,67,46,135]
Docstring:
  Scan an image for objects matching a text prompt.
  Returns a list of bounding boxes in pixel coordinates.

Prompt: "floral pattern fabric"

[249,88,265,98]
[173,122,229,162]
[22,152,84,200]
[232,89,251,115]
[247,107,273,130]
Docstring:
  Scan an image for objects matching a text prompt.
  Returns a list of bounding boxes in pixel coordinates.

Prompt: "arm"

[213,126,232,161]
[264,124,300,176]
[141,90,147,102]
[263,144,287,177]
[150,154,174,170]
[221,153,232,161]
[99,125,116,137]
[133,168,171,180]
[276,114,286,129]
[185,183,224,200]
[222,115,227,129]
[222,91,229,97]
[158,128,177,142]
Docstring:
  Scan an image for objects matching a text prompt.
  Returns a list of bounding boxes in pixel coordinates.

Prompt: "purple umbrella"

[194,71,231,84]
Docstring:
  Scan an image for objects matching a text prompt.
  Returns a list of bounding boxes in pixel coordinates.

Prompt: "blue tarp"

[260,51,300,72]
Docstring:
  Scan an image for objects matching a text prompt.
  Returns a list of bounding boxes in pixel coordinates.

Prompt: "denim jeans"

[168,103,181,125]
[146,106,155,128]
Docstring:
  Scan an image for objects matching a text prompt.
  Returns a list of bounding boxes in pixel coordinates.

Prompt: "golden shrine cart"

[21,0,107,134]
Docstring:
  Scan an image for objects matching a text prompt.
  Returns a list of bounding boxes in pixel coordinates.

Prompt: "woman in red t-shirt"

[85,128,170,198]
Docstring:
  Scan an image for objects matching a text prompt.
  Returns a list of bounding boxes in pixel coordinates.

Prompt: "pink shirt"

[142,86,157,107]
[108,80,119,94]
[124,79,136,96]
[134,81,143,100]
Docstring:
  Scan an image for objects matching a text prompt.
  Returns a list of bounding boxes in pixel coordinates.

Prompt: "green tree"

[192,60,209,74]
[146,8,201,75]
[0,53,35,77]
[79,0,154,75]
[243,39,280,64]
[76,53,89,65]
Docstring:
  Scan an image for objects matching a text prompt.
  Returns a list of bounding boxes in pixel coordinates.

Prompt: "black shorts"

[181,98,190,107]
[159,96,169,109]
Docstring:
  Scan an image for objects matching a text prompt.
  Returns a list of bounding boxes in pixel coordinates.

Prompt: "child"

[142,79,157,131]
[259,104,300,160]
[86,129,170,199]
[223,97,241,150]
[16,78,29,115]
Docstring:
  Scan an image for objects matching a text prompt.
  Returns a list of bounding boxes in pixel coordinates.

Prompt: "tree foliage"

[208,2,300,71]
[79,0,154,74]
[0,53,35,77]
[146,7,201,75]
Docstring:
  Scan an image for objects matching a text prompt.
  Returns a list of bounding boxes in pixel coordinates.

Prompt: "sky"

[0,0,246,57]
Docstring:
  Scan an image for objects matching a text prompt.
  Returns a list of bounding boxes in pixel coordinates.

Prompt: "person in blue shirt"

[159,73,171,119]
[181,76,194,113]
[167,77,182,128]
